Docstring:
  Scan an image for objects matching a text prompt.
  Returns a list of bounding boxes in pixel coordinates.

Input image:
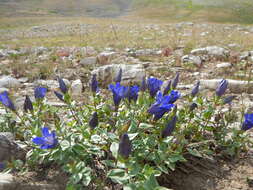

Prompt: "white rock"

[0,76,21,89]
[80,57,97,66]
[81,46,97,56]
[181,55,202,66]
[191,46,229,59]
[35,79,70,90]
[71,79,82,95]
[216,62,232,68]
[91,64,146,86]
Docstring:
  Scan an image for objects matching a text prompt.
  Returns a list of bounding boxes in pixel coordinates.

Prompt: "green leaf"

[187,148,203,158]
[143,174,159,190]
[110,142,119,158]
[128,133,138,140]
[61,140,71,151]
[107,169,130,184]
[91,135,106,144]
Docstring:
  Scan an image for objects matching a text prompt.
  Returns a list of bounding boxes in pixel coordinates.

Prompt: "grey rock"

[200,79,253,94]
[191,46,229,59]
[81,46,97,56]
[216,62,232,68]
[71,79,82,95]
[91,64,146,87]
[35,79,70,90]
[135,49,161,56]
[0,135,26,162]
[80,57,97,66]
[239,51,250,61]
[181,55,202,66]
[0,76,21,89]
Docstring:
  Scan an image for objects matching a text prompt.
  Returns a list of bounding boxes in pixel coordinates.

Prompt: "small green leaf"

[187,148,203,158]
[61,140,70,151]
[107,169,130,184]
[110,142,119,158]
[143,174,159,190]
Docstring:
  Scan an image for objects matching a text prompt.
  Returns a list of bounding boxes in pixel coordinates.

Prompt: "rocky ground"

[1,21,253,190]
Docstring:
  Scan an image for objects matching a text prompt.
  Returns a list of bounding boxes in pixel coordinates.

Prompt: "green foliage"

[0,77,252,189]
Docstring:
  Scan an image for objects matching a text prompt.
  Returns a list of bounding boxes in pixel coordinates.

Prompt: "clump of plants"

[0,71,252,189]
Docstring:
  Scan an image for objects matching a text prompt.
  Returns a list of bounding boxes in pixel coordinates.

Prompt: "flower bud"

[118,133,132,158]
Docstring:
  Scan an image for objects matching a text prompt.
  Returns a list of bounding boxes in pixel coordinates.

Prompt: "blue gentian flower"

[172,73,179,89]
[223,95,236,105]
[189,103,198,111]
[91,74,99,93]
[32,127,58,149]
[114,68,122,83]
[168,90,180,104]
[161,116,177,138]
[163,80,171,95]
[0,91,15,111]
[24,95,33,112]
[126,85,139,102]
[34,87,47,99]
[118,133,132,158]
[191,81,200,97]
[0,162,5,171]
[147,77,163,98]
[58,78,68,94]
[241,114,253,131]
[216,79,228,97]
[54,91,64,102]
[140,77,147,92]
[148,91,175,120]
[89,112,98,129]
[109,82,128,107]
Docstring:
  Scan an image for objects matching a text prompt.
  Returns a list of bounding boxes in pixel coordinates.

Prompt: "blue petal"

[42,127,50,137]
[32,137,45,145]
[40,144,50,149]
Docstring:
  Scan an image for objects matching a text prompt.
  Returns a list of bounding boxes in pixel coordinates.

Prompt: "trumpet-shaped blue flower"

[54,91,64,102]
[34,87,47,99]
[168,90,181,104]
[223,95,236,105]
[0,91,15,111]
[118,133,132,158]
[191,81,200,97]
[148,91,175,120]
[91,74,99,93]
[216,79,228,97]
[241,113,253,131]
[114,68,122,83]
[0,162,5,171]
[172,72,179,89]
[32,127,58,149]
[161,116,177,138]
[24,95,33,112]
[58,78,68,94]
[140,76,147,92]
[126,85,139,102]
[147,77,163,98]
[109,82,128,107]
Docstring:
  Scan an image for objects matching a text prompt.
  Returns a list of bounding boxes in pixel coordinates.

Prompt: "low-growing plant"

[0,71,252,189]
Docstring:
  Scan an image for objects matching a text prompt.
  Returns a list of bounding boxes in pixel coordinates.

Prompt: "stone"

[239,51,250,61]
[91,64,146,87]
[56,50,70,57]
[0,173,15,190]
[161,48,173,57]
[0,135,26,162]
[200,79,253,94]
[71,79,82,95]
[97,51,117,65]
[35,79,70,90]
[181,55,202,66]
[0,76,21,89]
[80,57,97,66]
[81,46,97,56]
[216,62,232,68]
[191,46,229,59]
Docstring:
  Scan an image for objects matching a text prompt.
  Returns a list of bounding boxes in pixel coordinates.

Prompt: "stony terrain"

[1,16,253,190]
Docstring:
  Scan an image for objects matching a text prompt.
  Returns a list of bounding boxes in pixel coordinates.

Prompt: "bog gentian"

[32,127,58,149]
[147,77,163,98]
[161,116,177,138]
[54,91,64,102]
[168,90,181,104]
[24,95,33,112]
[126,86,139,102]
[223,95,236,105]
[140,77,147,92]
[89,112,98,129]
[109,82,128,107]
[114,68,122,83]
[58,78,68,94]
[34,87,47,99]
[191,81,200,97]
[0,91,15,111]
[216,79,228,97]
[118,133,132,158]
[241,113,253,131]
[148,91,175,120]
[172,72,179,89]
[163,80,171,96]
[91,74,99,93]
